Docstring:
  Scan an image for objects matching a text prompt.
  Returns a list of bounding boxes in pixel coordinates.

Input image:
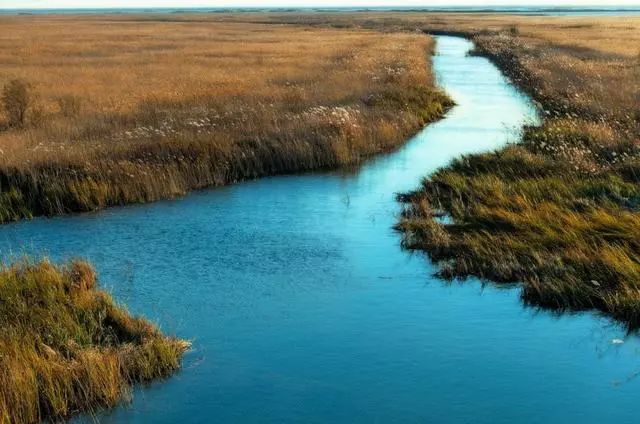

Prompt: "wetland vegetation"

[0,259,188,423]
[392,16,640,328]
[0,16,450,222]
[1,10,640,421]
[215,11,640,328]
[222,10,640,327]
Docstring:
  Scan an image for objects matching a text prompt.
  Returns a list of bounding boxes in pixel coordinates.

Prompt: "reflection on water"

[1,36,638,423]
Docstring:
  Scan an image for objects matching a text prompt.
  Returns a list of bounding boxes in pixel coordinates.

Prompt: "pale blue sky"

[2,0,640,9]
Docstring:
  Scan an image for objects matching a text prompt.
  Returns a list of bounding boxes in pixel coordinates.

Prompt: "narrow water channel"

[3,36,640,423]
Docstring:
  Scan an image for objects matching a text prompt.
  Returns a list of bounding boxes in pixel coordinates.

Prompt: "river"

[3,36,639,423]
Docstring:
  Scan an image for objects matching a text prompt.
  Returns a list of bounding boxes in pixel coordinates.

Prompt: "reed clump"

[0,259,189,423]
[0,16,451,222]
[397,146,640,326]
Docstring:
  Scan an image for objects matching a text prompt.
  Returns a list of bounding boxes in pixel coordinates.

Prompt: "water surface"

[2,36,639,423]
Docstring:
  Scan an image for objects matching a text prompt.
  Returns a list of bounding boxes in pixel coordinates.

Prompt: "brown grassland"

[0,15,450,222]
[0,259,188,423]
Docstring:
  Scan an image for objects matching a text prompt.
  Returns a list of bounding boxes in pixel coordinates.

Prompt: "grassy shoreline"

[0,21,451,418]
[253,10,640,328]
[394,18,640,328]
[244,9,640,328]
[0,17,451,223]
[0,259,189,423]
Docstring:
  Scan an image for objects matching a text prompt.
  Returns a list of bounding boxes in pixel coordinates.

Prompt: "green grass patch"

[397,141,640,329]
[0,259,189,423]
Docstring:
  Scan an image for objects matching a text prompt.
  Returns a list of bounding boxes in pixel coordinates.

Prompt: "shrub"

[1,79,31,128]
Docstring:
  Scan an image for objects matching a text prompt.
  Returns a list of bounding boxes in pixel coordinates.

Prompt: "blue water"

[3,36,640,423]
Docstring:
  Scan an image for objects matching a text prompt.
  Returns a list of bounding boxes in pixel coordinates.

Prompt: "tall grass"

[0,258,189,423]
[390,16,640,328]
[263,11,640,327]
[397,146,640,327]
[0,16,451,222]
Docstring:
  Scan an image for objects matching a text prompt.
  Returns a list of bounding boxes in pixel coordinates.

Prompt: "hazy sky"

[2,0,640,9]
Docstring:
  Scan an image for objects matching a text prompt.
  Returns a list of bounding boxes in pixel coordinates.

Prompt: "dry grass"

[0,15,451,221]
[223,12,640,56]
[0,259,189,423]
[232,10,639,327]
[397,146,640,328]
[222,12,639,139]
[326,14,640,327]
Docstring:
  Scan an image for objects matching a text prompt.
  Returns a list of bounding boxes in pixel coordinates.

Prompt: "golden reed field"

[0,15,450,222]
[232,12,639,132]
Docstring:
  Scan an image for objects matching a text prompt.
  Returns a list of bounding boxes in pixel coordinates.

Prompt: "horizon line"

[3,4,640,10]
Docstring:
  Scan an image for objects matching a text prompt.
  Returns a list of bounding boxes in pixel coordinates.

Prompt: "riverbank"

[390,19,640,328]
[0,259,189,423]
[0,16,451,223]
